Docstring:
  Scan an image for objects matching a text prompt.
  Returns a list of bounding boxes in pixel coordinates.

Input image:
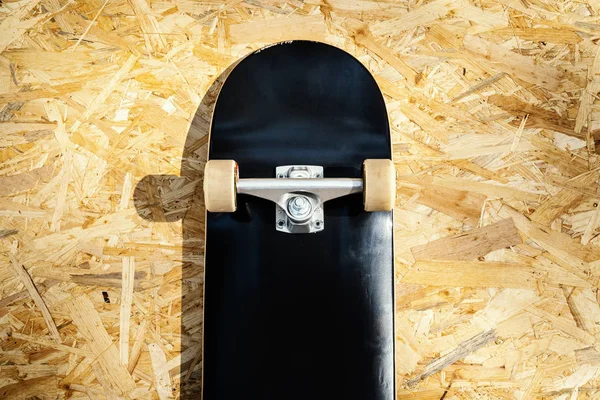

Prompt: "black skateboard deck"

[203,41,394,399]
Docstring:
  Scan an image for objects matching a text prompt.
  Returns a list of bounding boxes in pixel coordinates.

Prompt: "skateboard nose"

[288,195,312,220]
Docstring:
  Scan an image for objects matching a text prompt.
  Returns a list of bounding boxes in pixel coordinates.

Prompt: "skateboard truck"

[236,165,361,233]
[204,159,395,234]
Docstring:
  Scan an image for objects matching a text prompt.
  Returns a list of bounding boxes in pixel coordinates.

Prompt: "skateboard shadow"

[133,64,236,398]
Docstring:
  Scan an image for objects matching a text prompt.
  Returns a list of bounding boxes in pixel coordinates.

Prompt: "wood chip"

[403,260,541,289]
[405,329,497,387]
[64,295,136,396]
[464,35,562,91]
[148,343,172,400]
[119,256,135,366]
[411,218,521,261]
[229,15,326,43]
[8,254,60,342]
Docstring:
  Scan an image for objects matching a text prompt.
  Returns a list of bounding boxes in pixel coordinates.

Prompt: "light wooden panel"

[1,0,600,398]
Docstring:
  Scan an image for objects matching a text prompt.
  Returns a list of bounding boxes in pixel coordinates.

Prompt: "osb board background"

[2,0,600,398]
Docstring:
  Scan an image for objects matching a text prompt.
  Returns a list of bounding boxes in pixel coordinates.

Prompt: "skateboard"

[202,41,395,399]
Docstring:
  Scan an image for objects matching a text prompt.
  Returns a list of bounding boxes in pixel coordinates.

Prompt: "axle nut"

[287,195,312,221]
